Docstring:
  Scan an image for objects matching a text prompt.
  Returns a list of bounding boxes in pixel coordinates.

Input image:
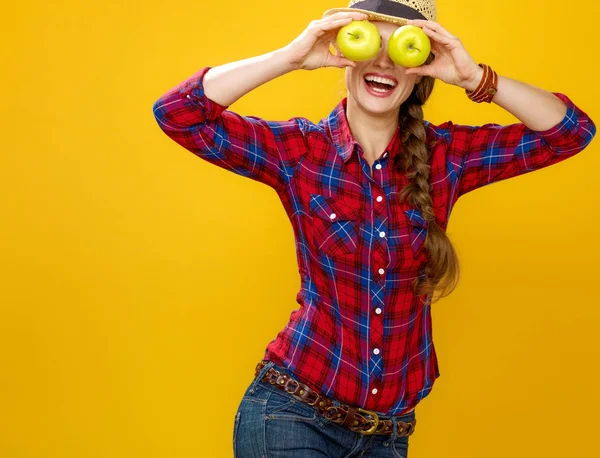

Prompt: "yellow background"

[1,0,599,457]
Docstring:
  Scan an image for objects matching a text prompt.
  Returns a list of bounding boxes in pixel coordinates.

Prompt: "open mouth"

[364,75,397,94]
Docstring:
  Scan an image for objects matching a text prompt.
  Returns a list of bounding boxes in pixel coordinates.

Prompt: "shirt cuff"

[533,92,580,140]
[178,66,229,121]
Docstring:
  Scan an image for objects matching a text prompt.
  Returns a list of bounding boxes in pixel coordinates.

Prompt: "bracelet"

[465,63,498,103]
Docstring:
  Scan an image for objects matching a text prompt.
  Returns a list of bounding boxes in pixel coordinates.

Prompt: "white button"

[372,388,378,395]
[379,231,385,238]
[375,307,382,314]
[329,213,336,220]
[373,348,380,355]
[376,196,383,202]
[378,268,385,275]
[375,164,382,170]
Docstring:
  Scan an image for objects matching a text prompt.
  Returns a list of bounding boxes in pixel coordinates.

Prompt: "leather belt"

[254,360,416,436]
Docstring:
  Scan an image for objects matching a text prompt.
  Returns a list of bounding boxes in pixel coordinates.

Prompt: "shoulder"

[424,119,455,145]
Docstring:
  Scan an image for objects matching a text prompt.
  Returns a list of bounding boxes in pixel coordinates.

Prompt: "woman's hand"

[404,19,483,89]
[281,12,368,71]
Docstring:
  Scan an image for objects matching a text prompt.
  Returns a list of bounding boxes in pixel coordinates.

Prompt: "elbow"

[152,96,187,134]
[543,114,596,156]
[573,115,597,153]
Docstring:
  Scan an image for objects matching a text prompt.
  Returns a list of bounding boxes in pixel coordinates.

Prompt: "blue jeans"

[233,360,416,457]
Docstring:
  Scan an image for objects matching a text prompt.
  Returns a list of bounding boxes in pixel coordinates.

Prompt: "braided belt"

[254,361,416,436]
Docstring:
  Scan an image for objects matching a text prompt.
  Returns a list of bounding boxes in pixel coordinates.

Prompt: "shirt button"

[372,388,378,395]
[376,196,383,202]
[375,164,382,170]
[379,231,385,238]
[373,348,380,355]
[329,213,336,220]
[375,307,382,314]
[378,268,385,275]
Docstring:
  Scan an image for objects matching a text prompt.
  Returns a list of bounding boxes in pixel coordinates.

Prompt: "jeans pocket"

[264,386,326,425]
[391,435,409,458]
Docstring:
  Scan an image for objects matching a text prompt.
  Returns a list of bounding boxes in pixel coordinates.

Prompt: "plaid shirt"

[153,66,596,415]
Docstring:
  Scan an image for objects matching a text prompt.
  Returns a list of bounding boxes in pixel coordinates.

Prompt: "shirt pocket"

[309,193,360,258]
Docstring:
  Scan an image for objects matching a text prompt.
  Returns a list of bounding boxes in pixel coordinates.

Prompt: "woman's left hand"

[404,19,482,90]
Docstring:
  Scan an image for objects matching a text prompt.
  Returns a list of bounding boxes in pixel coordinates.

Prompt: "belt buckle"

[356,407,380,435]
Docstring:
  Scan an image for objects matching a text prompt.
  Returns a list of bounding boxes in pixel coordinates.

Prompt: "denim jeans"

[232,360,416,457]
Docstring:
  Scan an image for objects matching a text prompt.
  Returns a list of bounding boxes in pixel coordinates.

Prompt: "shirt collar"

[324,97,402,163]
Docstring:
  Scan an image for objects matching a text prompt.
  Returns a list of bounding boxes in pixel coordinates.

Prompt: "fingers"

[408,19,456,48]
[421,25,453,47]
[331,56,356,68]
[408,19,456,39]
[405,65,430,76]
[313,12,368,40]
[337,58,356,68]
[312,12,368,69]
[315,16,355,35]
[329,39,342,56]
[315,11,368,28]
[324,11,369,22]
[325,42,355,67]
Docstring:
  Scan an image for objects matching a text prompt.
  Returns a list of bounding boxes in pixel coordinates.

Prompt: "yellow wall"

[1,0,598,457]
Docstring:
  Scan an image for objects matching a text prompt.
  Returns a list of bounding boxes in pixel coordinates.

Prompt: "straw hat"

[323,0,437,27]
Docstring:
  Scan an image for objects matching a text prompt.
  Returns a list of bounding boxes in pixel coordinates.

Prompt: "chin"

[355,91,401,116]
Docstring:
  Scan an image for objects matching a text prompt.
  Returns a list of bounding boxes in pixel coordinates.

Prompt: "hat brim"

[322,8,411,27]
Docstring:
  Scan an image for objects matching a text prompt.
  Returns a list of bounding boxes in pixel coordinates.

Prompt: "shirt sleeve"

[151,66,308,192]
[443,92,596,203]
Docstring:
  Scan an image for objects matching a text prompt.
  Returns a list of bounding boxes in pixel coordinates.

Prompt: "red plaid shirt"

[153,66,596,415]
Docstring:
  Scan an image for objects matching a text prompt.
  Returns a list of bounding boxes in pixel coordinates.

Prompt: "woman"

[152,0,596,456]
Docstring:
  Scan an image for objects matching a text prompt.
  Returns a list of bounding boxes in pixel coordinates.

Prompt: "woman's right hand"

[281,11,369,71]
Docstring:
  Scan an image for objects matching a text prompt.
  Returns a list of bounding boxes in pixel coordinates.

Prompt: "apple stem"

[348,32,359,39]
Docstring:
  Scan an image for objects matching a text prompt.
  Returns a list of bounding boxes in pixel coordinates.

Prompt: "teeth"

[364,75,397,87]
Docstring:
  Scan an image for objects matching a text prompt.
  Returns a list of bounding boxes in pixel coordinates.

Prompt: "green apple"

[387,25,431,67]
[336,20,381,62]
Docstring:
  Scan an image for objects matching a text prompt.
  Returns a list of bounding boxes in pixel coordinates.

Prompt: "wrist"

[274,46,303,72]
[461,66,485,92]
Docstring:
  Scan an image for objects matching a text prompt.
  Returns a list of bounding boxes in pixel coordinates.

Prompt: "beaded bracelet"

[465,63,498,103]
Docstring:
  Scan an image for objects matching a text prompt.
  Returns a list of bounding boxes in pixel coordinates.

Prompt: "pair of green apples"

[336,21,431,68]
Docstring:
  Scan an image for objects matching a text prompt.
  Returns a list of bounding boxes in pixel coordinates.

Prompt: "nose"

[373,42,394,68]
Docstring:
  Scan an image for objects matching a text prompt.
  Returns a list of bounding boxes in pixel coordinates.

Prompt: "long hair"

[394,52,459,303]
[340,52,460,304]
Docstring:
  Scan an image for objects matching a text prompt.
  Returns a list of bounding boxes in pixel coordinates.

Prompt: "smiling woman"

[334,17,432,68]
[152,0,596,456]
[341,19,430,137]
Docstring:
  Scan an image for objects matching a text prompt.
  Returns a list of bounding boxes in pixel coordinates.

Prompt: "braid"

[393,54,460,303]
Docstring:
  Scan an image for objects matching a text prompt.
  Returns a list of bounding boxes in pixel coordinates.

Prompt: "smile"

[363,74,398,98]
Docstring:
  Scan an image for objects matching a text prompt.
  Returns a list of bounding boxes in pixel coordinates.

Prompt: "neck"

[345,94,399,165]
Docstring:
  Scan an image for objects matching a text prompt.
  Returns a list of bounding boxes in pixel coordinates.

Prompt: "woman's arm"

[406,18,596,203]
[202,50,296,108]
[461,70,568,132]
[203,11,366,107]
[152,64,303,192]
[433,92,595,201]
[152,11,366,191]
